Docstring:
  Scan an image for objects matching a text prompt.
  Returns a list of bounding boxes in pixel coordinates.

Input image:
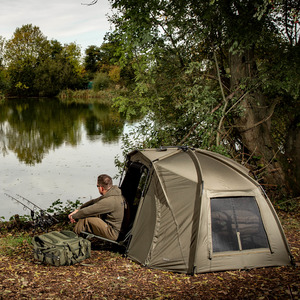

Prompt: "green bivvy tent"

[119,147,293,274]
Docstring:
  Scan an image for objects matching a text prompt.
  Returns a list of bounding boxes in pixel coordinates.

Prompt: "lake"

[0,98,136,220]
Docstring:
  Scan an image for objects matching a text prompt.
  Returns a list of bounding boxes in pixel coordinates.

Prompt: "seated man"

[68,174,125,241]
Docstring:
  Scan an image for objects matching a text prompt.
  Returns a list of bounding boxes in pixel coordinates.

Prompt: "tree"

[4,25,86,97]
[84,45,102,74]
[83,31,135,85]
[4,24,50,96]
[63,42,83,81]
[106,0,299,199]
[34,40,87,95]
[0,36,9,93]
[0,36,5,67]
[84,41,119,76]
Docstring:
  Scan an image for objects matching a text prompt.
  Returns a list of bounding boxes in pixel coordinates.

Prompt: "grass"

[0,232,32,256]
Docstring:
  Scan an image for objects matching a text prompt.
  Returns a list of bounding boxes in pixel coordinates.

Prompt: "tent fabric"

[122,147,293,274]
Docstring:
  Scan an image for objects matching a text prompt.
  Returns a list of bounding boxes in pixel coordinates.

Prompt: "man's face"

[97,183,103,195]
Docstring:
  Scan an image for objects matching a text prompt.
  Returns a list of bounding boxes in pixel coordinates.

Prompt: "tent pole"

[187,149,204,275]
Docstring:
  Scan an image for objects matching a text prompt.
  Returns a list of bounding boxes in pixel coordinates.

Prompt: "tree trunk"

[285,116,300,197]
[229,51,290,198]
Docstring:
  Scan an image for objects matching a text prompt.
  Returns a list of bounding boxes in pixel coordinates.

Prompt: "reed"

[57,88,120,104]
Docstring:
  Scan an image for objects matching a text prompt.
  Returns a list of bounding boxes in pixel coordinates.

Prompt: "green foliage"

[4,24,49,96]
[34,41,87,96]
[109,65,121,83]
[15,81,29,91]
[0,37,9,94]
[84,37,131,86]
[93,72,111,91]
[64,42,83,75]
[112,95,149,120]
[108,0,300,198]
[0,72,9,94]
[258,44,300,100]
[9,214,31,222]
[3,25,86,97]
[114,116,157,173]
[46,199,82,216]
[85,45,102,74]
[0,90,5,100]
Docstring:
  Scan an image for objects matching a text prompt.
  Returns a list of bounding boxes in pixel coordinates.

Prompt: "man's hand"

[68,209,79,224]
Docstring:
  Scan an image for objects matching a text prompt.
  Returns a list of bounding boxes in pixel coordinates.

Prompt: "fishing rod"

[5,193,33,213]
[4,193,59,231]
[15,194,59,223]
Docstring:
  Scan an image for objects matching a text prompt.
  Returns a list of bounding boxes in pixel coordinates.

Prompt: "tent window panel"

[211,197,269,253]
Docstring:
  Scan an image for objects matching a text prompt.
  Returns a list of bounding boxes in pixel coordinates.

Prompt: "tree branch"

[178,123,199,146]
[239,100,278,133]
[81,0,98,6]
[214,51,228,146]
[149,12,185,68]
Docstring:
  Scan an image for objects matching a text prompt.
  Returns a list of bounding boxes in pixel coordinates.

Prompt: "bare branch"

[81,0,98,6]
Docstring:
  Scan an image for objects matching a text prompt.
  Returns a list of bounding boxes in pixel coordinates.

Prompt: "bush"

[47,199,82,217]
[0,90,5,100]
[93,72,110,91]
[109,66,121,83]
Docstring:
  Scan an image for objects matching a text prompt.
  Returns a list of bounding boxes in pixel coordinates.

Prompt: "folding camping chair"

[80,198,132,249]
[81,161,149,251]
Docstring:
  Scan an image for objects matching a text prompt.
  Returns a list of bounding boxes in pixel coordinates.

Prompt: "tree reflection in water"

[0,98,131,220]
[0,98,125,165]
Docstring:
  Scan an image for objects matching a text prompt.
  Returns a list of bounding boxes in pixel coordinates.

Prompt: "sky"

[0,0,113,53]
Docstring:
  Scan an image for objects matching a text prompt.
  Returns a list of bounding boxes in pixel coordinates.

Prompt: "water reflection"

[0,98,131,220]
[0,98,125,165]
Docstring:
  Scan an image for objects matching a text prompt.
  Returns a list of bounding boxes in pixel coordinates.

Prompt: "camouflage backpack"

[32,230,91,266]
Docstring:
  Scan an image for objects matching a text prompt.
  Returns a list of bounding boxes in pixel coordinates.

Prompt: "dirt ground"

[0,211,299,299]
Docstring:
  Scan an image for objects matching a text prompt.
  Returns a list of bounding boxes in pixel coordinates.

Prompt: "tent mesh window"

[210,196,269,252]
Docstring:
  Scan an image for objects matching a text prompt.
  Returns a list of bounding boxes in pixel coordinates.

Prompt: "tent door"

[119,161,150,238]
[81,162,150,249]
